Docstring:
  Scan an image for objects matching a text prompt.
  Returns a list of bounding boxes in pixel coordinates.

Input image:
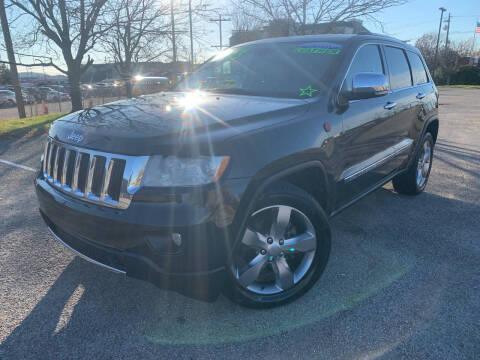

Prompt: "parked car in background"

[81,84,95,91]
[2,87,34,105]
[46,90,70,102]
[49,85,68,93]
[34,87,55,101]
[22,90,35,104]
[0,90,16,107]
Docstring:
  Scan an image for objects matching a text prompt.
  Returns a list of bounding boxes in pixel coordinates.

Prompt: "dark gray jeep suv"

[35,34,439,307]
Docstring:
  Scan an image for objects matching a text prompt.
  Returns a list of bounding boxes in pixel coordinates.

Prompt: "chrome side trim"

[341,138,413,182]
[47,226,126,275]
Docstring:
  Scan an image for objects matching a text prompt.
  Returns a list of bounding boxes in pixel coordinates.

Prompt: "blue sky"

[7,0,480,75]
[205,0,479,61]
[363,0,480,44]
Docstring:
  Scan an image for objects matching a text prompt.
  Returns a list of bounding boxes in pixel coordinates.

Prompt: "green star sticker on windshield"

[299,85,319,97]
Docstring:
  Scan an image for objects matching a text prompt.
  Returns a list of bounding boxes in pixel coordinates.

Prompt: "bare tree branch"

[101,0,170,97]
[10,0,111,111]
[232,0,408,35]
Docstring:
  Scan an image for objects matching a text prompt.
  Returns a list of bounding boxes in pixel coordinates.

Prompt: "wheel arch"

[425,117,439,143]
[231,161,333,249]
[403,114,439,175]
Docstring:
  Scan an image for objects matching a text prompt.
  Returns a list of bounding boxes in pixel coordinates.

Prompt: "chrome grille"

[42,138,149,209]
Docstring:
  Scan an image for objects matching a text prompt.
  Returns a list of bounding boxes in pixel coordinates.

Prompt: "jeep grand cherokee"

[35,34,439,307]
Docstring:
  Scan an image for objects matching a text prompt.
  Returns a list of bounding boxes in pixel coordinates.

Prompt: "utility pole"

[473,19,478,58]
[434,7,447,77]
[210,14,231,50]
[170,0,177,64]
[444,13,451,53]
[189,0,194,72]
[0,0,25,118]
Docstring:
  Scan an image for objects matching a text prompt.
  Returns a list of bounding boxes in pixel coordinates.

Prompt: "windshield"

[176,41,342,98]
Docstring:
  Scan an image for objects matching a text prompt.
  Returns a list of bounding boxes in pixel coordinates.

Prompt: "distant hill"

[19,72,67,81]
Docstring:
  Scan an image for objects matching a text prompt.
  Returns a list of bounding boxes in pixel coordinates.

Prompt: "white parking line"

[0,159,36,173]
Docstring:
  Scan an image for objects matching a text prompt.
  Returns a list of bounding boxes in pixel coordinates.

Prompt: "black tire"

[224,182,331,308]
[393,132,434,195]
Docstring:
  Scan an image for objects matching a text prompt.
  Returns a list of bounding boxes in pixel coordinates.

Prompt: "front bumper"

[35,174,250,301]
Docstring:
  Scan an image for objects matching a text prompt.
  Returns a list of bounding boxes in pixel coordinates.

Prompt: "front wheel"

[225,182,331,308]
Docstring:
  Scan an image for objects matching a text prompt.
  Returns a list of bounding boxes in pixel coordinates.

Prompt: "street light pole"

[434,7,447,77]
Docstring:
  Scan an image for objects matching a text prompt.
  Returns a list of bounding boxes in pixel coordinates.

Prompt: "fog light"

[146,233,182,253]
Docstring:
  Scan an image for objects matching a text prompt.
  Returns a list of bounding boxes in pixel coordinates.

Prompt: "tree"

[0,0,25,118]
[416,33,477,83]
[11,0,110,111]
[415,33,438,71]
[102,0,170,98]
[231,3,262,32]
[232,0,408,35]
[0,63,12,84]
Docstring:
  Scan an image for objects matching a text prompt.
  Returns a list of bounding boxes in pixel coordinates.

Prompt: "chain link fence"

[0,80,170,120]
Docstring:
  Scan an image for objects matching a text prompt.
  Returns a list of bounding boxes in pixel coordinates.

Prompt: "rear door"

[405,50,437,141]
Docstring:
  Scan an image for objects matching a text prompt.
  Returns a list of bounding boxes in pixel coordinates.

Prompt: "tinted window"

[385,46,412,90]
[343,44,384,92]
[177,41,341,99]
[407,52,428,85]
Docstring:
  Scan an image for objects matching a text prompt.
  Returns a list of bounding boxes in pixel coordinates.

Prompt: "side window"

[384,46,412,90]
[343,44,384,92]
[407,52,428,85]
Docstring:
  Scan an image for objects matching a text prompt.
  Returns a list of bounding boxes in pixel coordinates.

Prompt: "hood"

[49,91,310,155]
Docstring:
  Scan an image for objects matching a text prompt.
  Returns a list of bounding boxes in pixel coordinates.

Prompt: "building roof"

[229,20,370,46]
[229,33,418,54]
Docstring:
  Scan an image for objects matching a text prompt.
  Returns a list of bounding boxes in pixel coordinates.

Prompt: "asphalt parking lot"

[0,88,479,359]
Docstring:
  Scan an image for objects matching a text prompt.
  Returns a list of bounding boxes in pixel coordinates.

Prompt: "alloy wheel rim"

[416,141,432,189]
[233,205,317,295]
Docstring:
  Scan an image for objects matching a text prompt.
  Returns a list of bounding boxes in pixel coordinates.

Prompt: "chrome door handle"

[416,92,426,99]
[384,102,397,110]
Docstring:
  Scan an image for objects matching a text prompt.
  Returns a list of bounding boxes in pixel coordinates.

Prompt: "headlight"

[142,156,230,187]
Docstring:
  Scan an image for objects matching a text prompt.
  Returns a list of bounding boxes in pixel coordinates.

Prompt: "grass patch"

[438,85,480,89]
[0,113,65,138]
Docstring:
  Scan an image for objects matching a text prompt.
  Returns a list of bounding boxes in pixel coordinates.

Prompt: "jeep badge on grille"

[67,131,84,143]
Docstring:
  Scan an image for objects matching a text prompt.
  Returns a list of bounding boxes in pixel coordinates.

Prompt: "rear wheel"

[225,182,331,308]
[393,132,434,195]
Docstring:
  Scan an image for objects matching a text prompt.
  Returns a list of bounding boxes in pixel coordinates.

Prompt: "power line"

[450,15,480,18]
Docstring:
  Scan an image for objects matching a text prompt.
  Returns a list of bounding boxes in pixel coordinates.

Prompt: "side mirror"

[349,72,388,100]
